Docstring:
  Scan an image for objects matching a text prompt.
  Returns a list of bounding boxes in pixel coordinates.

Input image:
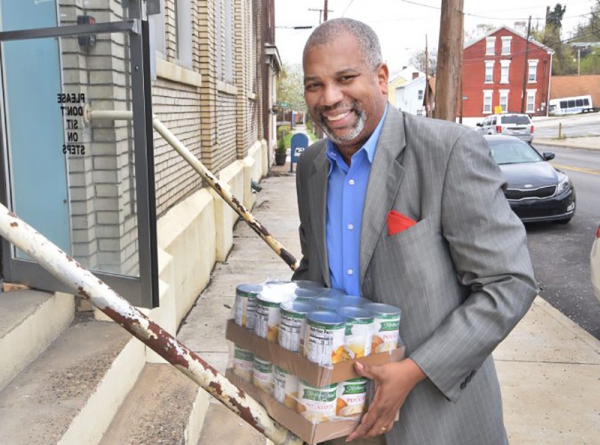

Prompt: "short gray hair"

[304,18,383,70]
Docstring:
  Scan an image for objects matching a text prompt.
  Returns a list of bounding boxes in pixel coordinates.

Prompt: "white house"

[395,72,427,116]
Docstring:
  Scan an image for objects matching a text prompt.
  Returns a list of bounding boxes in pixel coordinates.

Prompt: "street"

[526,142,600,339]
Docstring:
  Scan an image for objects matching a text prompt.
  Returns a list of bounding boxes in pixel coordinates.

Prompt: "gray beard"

[322,109,366,146]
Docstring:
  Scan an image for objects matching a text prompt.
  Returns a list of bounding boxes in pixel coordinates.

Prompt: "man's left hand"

[346,358,426,442]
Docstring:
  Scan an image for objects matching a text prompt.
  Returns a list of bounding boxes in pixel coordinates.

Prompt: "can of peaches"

[305,311,346,366]
[273,366,299,410]
[337,306,374,360]
[363,303,401,353]
[254,291,295,342]
[336,377,368,418]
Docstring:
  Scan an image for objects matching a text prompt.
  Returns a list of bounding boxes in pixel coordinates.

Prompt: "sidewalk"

[178,141,600,444]
[535,135,600,151]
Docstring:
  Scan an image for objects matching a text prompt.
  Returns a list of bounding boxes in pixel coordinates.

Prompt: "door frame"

[0,4,158,308]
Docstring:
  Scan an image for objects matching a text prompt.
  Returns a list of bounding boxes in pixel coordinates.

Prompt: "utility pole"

[520,16,532,114]
[324,0,329,21]
[309,4,333,25]
[424,35,429,117]
[434,0,464,122]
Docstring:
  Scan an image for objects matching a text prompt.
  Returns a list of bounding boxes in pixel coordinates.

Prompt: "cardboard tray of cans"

[227,369,371,445]
[226,319,406,387]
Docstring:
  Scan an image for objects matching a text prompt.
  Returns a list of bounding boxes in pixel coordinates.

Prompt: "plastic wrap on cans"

[293,280,326,290]
[339,295,372,307]
[279,300,315,353]
[336,377,368,417]
[293,287,327,299]
[273,365,300,410]
[252,356,274,394]
[305,311,346,366]
[234,283,263,330]
[297,380,339,424]
[321,288,346,299]
[254,286,295,342]
[363,303,401,353]
[337,306,374,360]
[312,297,343,312]
[233,345,254,382]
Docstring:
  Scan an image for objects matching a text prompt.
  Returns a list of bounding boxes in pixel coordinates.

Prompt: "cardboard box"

[227,369,365,444]
[226,319,405,387]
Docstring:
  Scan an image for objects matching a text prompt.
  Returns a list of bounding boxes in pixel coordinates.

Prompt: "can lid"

[312,297,343,310]
[321,288,346,298]
[337,306,374,321]
[363,302,401,316]
[236,283,263,297]
[281,300,315,315]
[294,287,327,298]
[339,295,372,307]
[307,310,345,326]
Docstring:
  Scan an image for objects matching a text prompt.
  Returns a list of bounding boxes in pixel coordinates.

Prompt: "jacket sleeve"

[291,146,314,282]
[409,130,539,402]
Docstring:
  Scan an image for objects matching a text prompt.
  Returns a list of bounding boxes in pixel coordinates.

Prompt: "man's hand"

[346,358,426,442]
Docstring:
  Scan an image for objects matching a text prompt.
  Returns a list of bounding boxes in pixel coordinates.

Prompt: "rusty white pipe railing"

[85,108,299,271]
[0,206,303,445]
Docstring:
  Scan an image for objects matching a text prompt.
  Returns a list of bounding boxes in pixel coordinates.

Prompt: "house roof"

[396,74,426,91]
[464,25,554,55]
[550,75,600,105]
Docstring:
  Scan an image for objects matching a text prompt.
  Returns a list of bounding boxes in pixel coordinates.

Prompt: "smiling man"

[292,18,539,445]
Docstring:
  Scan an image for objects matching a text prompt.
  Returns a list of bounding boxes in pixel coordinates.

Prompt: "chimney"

[412,72,419,80]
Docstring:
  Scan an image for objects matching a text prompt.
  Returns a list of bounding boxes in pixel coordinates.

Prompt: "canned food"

[273,366,299,410]
[305,311,346,366]
[363,303,401,353]
[321,288,346,299]
[339,295,372,307]
[279,300,315,353]
[336,378,368,417]
[232,346,254,382]
[337,306,374,360]
[234,284,262,330]
[312,297,343,311]
[297,380,338,424]
[252,356,274,394]
[255,291,295,342]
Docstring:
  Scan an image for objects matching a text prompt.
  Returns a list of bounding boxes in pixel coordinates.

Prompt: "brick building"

[461,26,554,118]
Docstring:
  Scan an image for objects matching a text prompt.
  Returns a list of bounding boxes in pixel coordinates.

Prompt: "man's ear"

[377,63,389,95]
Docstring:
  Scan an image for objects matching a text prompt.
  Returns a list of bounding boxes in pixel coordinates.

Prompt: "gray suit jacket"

[293,107,538,444]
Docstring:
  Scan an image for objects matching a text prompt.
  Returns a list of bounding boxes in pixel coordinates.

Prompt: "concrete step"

[0,289,74,392]
[99,363,208,445]
[197,400,267,445]
[0,312,145,445]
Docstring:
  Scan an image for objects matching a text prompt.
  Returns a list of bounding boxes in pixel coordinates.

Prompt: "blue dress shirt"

[325,106,388,296]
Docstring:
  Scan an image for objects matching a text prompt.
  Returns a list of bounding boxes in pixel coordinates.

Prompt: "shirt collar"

[325,104,388,172]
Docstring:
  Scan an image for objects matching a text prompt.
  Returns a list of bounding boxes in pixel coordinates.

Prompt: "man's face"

[303,33,388,160]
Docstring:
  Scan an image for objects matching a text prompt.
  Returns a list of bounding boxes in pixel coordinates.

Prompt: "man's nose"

[320,84,344,107]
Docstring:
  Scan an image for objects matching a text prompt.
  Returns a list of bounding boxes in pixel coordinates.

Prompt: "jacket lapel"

[308,147,331,287]
[360,108,407,284]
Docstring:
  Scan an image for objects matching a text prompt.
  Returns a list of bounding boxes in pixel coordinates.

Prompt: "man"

[292,18,538,445]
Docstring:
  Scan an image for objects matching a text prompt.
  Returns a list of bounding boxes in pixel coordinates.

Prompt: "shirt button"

[347,224,354,230]
[349,179,355,185]
[347,269,354,275]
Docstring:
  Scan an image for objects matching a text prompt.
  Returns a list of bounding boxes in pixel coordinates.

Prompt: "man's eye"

[340,76,355,82]
[305,83,320,91]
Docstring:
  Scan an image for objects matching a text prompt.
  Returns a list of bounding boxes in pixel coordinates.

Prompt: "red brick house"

[461,26,554,118]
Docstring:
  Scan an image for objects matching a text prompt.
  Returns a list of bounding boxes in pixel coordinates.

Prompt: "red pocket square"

[387,210,417,236]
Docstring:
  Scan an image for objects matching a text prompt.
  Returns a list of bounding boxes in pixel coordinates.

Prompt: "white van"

[549,95,594,115]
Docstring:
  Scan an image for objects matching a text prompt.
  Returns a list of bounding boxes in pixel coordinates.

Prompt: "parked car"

[484,135,576,224]
[592,224,600,301]
[477,113,534,143]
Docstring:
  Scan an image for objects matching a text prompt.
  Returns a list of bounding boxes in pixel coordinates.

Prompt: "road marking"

[551,163,600,175]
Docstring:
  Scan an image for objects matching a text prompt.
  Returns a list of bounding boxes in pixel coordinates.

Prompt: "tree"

[547,4,567,29]
[409,49,437,77]
[276,63,306,113]
[464,24,495,44]
[531,3,577,75]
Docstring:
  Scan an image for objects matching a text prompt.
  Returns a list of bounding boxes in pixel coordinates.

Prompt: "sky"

[274,0,597,76]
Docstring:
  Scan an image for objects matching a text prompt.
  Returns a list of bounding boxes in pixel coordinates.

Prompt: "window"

[500,60,510,83]
[175,0,193,68]
[528,60,538,82]
[485,61,494,83]
[418,89,423,100]
[499,90,509,113]
[483,90,493,113]
[501,36,512,55]
[216,0,234,82]
[486,37,496,55]
[526,90,536,113]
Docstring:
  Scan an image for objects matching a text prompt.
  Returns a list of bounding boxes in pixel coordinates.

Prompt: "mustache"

[314,101,363,125]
